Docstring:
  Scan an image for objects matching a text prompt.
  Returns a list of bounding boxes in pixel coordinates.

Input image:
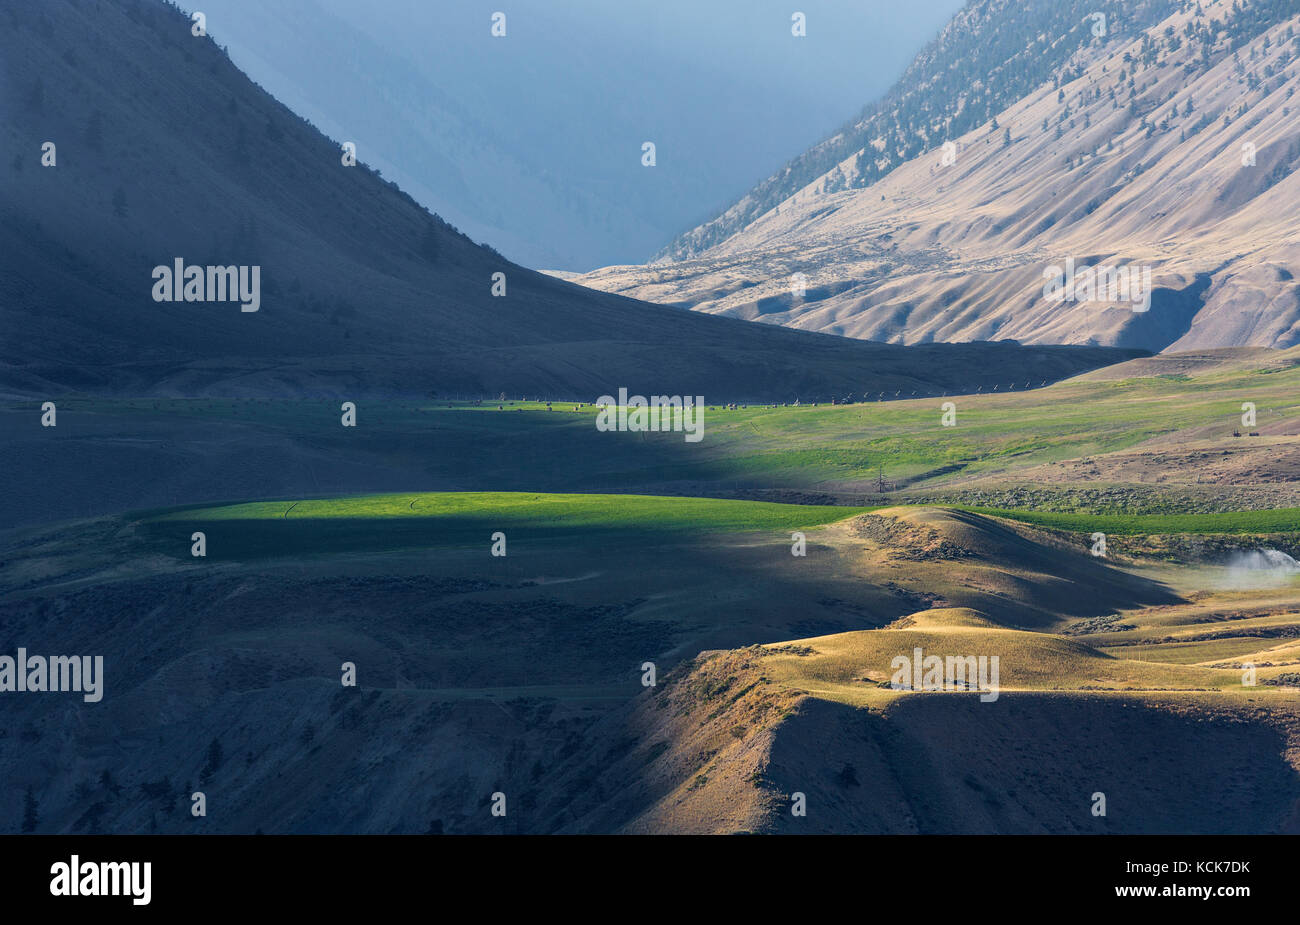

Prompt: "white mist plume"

[1218,548,1300,590]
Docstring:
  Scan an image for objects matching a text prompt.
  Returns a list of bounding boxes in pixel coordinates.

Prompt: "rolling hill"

[5,494,1297,833]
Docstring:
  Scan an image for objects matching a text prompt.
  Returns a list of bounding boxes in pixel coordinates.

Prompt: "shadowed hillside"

[6,496,1296,834]
[0,0,1136,401]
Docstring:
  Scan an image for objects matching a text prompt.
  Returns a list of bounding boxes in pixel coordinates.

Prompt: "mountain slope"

[0,0,1136,400]
[656,0,1191,262]
[582,0,1300,353]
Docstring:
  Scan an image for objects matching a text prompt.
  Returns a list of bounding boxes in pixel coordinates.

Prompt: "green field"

[35,350,1300,505]
[157,491,1300,540]
[139,487,1300,567]
[146,492,877,558]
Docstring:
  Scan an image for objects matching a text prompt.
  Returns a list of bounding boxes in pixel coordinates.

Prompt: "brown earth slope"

[563,646,1300,834]
[577,0,1300,354]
